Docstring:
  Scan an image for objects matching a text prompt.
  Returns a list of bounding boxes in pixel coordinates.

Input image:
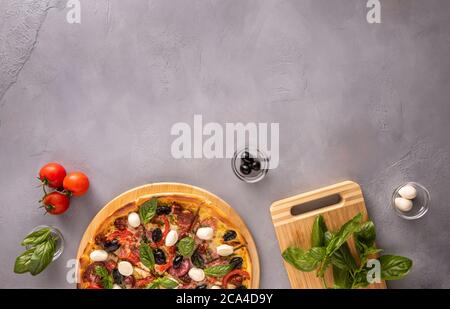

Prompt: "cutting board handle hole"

[290,194,342,216]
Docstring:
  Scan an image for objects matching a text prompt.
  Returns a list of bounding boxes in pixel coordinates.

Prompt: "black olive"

[236,285,247,289]
[241,151,254,164]
[191,249,204,268]
[196,284,207,289]
[154,249,166,265]
[112,269,123,284]
[239,164,251,175]
[173,255,183,269]
[152,228,163,243]
[230,256,243,269]
[251,160,261,171]
[102,239,120,252]
[223,230,237,241]
[156,205,171,215]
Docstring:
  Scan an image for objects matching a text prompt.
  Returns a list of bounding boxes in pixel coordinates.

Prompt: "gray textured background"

[1,0,449,288]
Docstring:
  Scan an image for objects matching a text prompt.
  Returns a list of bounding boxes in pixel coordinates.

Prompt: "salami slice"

[168,259,191,278]
[177,210,195,227]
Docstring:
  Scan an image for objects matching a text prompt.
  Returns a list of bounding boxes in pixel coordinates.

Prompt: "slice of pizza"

[78,195,252,289]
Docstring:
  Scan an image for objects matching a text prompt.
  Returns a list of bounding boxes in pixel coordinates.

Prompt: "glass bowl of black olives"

[231,147,269,183]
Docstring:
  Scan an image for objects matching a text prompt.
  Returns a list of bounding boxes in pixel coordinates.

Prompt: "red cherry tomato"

[42,192,70,215]
[39,163,66,188]
[63,171,90,197]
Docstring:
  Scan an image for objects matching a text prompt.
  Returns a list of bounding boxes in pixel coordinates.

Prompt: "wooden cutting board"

[270,181,386,289]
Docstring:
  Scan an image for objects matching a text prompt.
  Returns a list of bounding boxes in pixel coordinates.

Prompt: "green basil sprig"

[282,213,413,289]
[14,227,57,276]
[139,198,158,224]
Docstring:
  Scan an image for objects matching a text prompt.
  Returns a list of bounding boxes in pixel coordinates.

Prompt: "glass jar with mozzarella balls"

[391,182,430,220]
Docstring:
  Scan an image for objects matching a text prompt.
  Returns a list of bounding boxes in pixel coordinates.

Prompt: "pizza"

[78,195,252,289]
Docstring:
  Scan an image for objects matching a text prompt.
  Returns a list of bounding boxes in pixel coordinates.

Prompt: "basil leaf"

[333,266,353,289]
[352,269,370,288]
[191,249,205,268]
[204,264,233,277]
[13,248,35,274]
[177,237,195,257]
[21,228,51,246]
[139,198,158,224]
[28,238,56,276]
[311,215,327,247]
[364,246,383,256]
[355,221,376,254]
[159,277,179,289]
[146,277,179,289]
[316,255,332,277]
[309,247,327,261]
[330,242,357,271]
[326,213,362,255]
[95,265,109,278]
[282,247,325,272]
[324,231,334,246]
[139,243,155,270]
[380,255,413,280]
[95,266,113,289]
[146,281,160,289]
[320,230,350,278]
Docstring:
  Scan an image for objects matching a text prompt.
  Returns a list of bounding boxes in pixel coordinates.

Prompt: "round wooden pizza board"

[76,182,260,288]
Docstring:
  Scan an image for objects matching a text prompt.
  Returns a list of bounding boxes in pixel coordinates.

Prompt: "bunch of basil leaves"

[282,213,412,288]
[14,227,57,276]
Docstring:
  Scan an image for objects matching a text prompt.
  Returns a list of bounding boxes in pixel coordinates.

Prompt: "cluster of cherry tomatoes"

[38,162,90,215]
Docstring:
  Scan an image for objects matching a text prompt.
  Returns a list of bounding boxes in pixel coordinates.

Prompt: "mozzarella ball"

[118,261,134,276]
[89,249,108,262]
[127,212,141,228]
[398,185,417,200]
[196,227,214,240]
[216,244,234,256]
[395,197,413,212]
[165,230,178,247]
[211,285,221,289]
[112,284,122,289]
[188,267,205,282]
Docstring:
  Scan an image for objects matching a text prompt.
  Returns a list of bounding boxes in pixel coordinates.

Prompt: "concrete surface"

[1,0,449,288]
